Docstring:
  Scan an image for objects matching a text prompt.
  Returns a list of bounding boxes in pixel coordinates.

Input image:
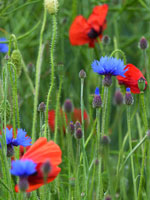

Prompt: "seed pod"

[11,49,22,78]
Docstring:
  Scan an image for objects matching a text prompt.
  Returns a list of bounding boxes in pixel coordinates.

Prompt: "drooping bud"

[7,144,14,157]
[139,36,148,50]
[101,135,111,146]
[68,121,75,134]
[103,75,112,87]
[79,69,86,79]
[44,0,59,14]
[11,49,22,78]
[92,87,102,108]
[75,128,82,139]
[18,177,29,192]
[102,35,110,46]
[38,102,46,112]
[125,88,134,105]
[0,100,11,122]
[138,77,146,92]
[114,89,123,105]
[64,99,73,113]
[41,160,51,176]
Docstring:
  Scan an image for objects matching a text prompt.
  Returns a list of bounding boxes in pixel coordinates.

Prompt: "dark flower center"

[87,27,102,39]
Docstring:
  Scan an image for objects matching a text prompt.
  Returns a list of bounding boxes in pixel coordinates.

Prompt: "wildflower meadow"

[0,0,150,199]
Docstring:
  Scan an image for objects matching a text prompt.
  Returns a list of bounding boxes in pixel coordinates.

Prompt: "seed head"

[139,36,148,50]
[44,0,59,14]
[79,69,86,79]
[38,102,46,112]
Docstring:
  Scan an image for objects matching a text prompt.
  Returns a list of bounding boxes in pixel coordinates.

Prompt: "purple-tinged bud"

[139,36,148,50]
[19,177,29,192]
[101,135,111,145]
[64,99,73,113]
[125,88,134,105]
[92,87,102,108]
[7,144,14,157]
[75,121,81,130]
[38,102,46,112]
[68,121,75,134]
[41,161,51,176]
[114,89,123,105]
[79,69,86,79]
[138,77,146,92]
[95,159,99,166]
[102,35,110,46]
[75,128,82,139]
[146,130,150,139]
[105,195,112,200]
[103,75,112,87]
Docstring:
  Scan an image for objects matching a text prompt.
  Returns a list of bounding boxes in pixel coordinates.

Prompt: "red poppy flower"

[48,108,89,132]
[117,64,147,93]
[69,4,108,48]
[14,137,62,192]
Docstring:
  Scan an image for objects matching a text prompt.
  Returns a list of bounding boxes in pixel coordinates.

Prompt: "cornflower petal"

[12,129,32,147]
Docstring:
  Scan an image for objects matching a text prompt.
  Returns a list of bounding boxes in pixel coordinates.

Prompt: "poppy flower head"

[12,137,62,192]
[69,4,108,48]
[92,56,127,77]
[117,64,147,94]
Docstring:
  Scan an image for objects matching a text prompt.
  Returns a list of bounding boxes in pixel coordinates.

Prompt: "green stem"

[44,14,57,138]
[110,49,126,64]
[127,106,137,200]
[32,9,47,142]
[101,87,108,136]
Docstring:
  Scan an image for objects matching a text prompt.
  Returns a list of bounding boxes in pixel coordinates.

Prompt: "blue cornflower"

[5,128,32,147]
[91,56,127,77]
[0,38,8,53]
[95,87,100,95]
[11,160,37,176]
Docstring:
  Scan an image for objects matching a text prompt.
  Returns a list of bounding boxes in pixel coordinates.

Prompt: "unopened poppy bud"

[38,102,46,112]
[7,144,14,157]
[102,35,110,46]
[75,128,82,139]
[41,161,51,176]
[101,135,111,145]
[138,77,146,92]
[64,99,73,113]
[139,36,148,50]
[44,0,59,14]
[0,100,11,122]
[11,49,22,78]
[75,121,81,130]
[92,87,102,108]
[125,88,134,105]
[19,177,29,192]
[79,69,86,79]
[114,89,123,105]
[103,75,112,87]
[105,195,112,200]
[68,121,75,134]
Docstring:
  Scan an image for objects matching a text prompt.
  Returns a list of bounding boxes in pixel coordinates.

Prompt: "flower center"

[87,27,102,39]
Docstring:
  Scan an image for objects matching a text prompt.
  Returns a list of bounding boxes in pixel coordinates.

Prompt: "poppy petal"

[69,15,91,45]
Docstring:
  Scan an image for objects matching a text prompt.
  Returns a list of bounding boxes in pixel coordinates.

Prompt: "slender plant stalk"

[127,106,137,200]
[44,14,57,138]
[101,87,108,136]
[32,9,47,142]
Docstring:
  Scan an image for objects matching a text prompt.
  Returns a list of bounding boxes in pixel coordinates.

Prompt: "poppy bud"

[103,75,112,87]
[68,121,75,134]
[64,99,73,113]
[138,77,146,92]
[75,121,81,130]
[0,100,11,122]
[38,102,46,112]
[7,144,14,157]
[139,36,148,50]
[125,88,134,105]
[101,135,111,145]
[11,49,22,78]
[79,69,86,79]
[44,0,59,14]
[19,177,29,192]
[114,89,123,105]
[105,195,112,200]
[102,35,110,46]
[41,160,51,176]
[92,87,102,108]
[75,128,82,139]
